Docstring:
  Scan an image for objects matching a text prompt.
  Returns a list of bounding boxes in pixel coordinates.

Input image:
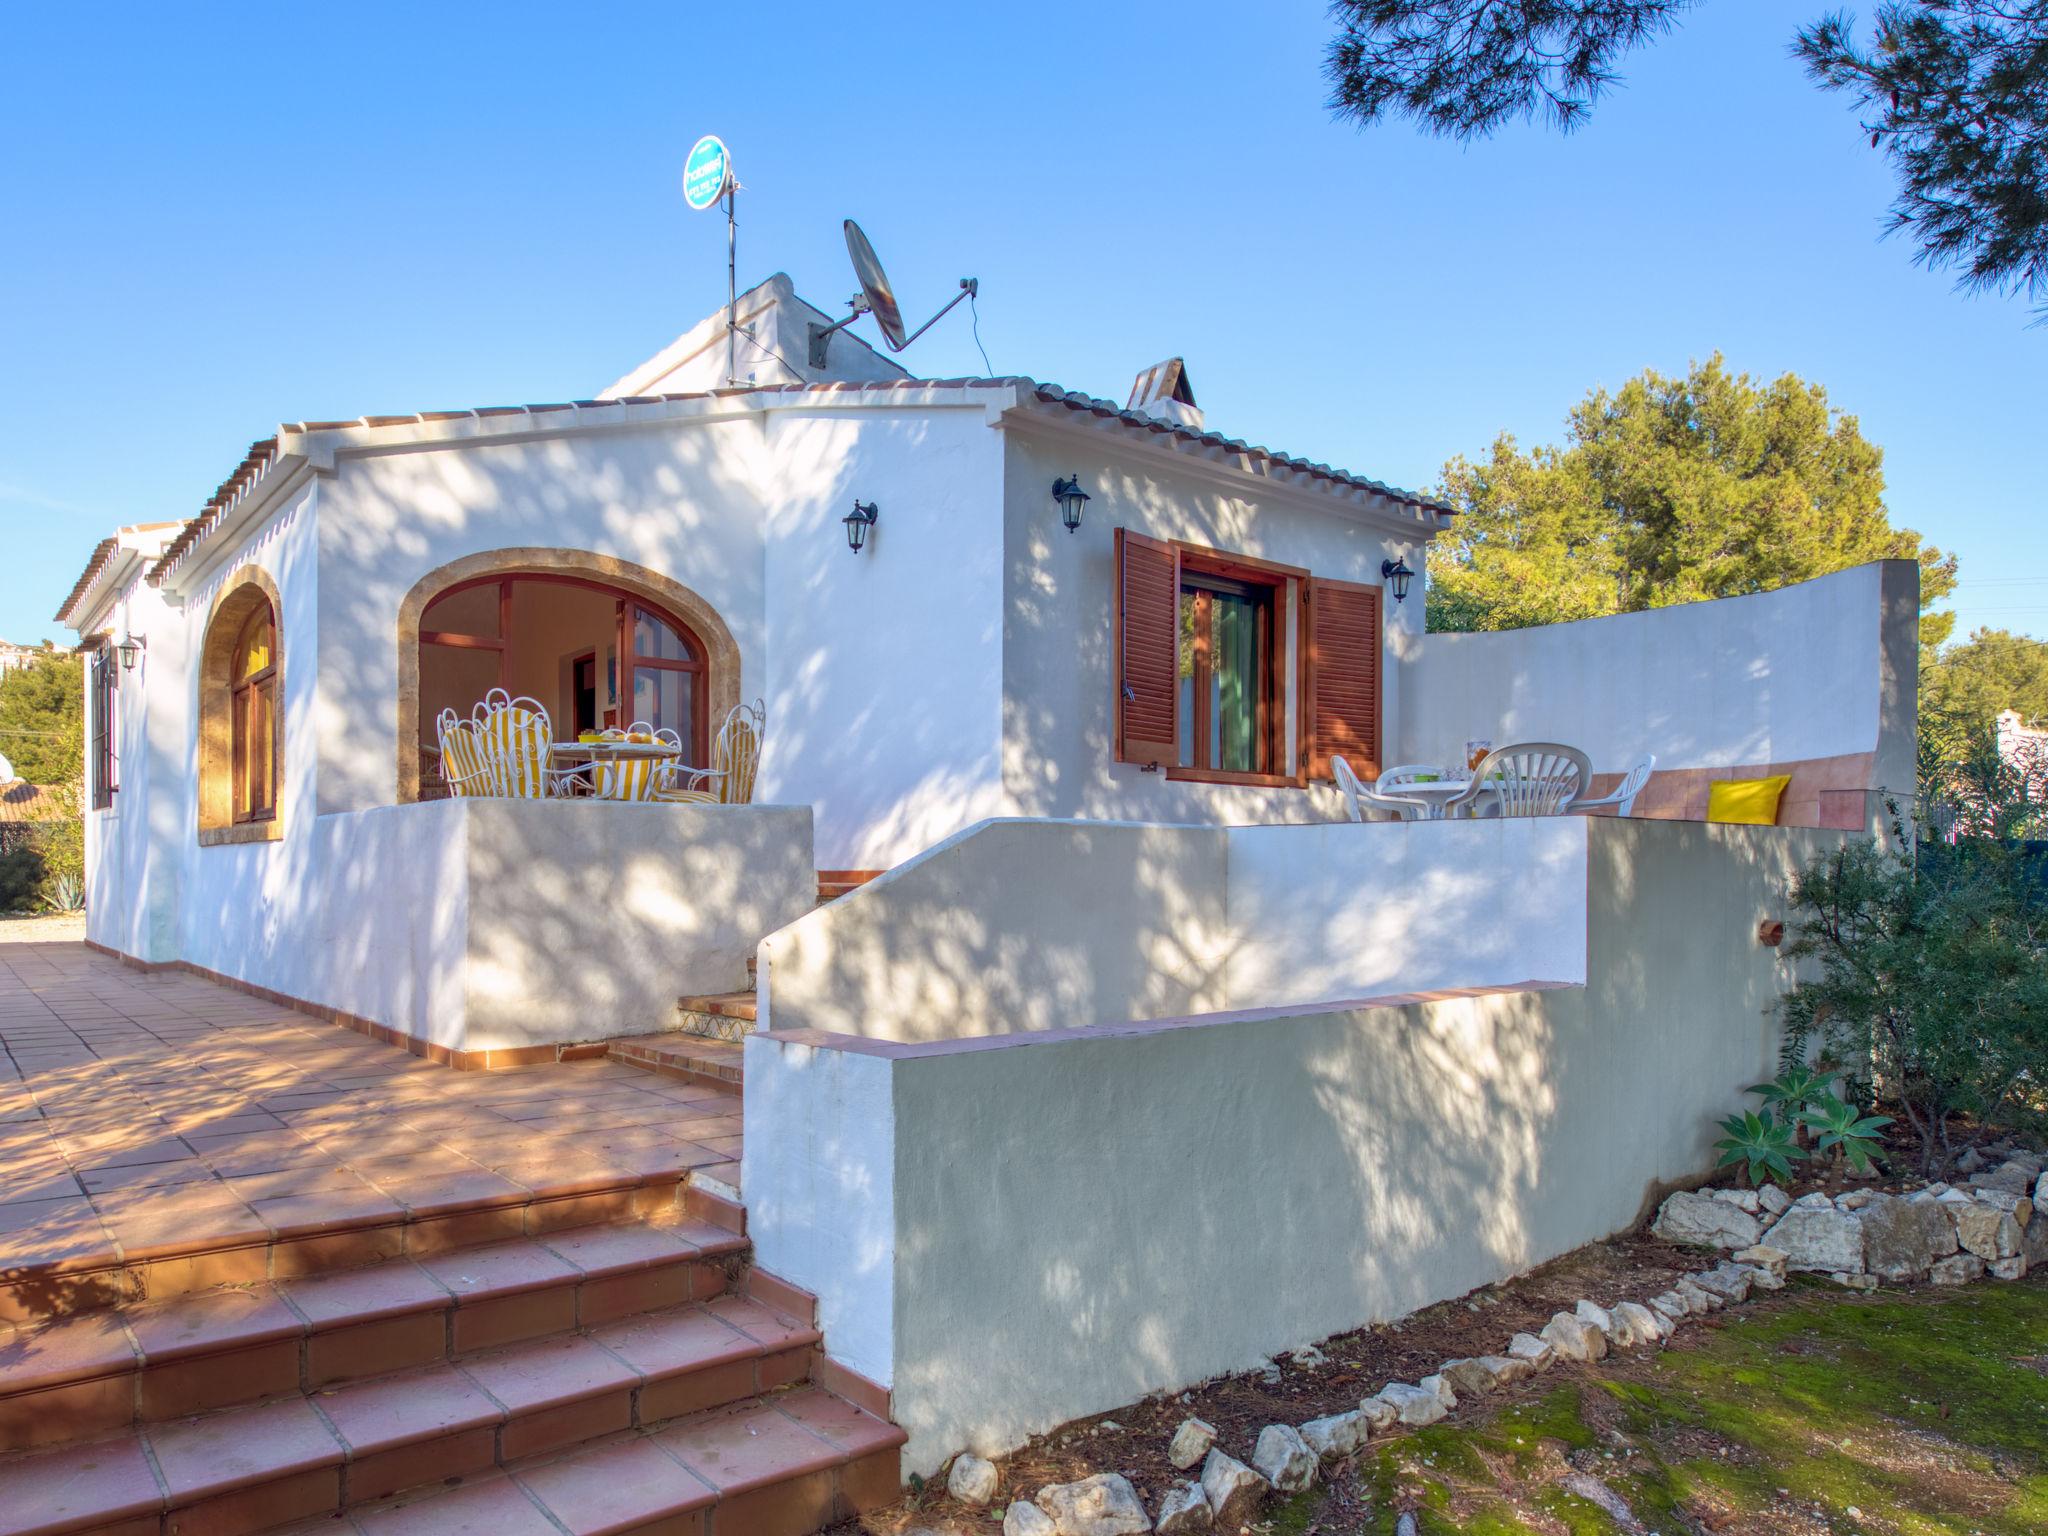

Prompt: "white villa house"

[52,274,1922,1474]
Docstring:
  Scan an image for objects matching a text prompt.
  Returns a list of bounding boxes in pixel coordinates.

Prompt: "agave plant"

[1798,1095,1892,1175]
[43,874,84,913]
[1745,1064,1841,1116]
[1713,1110,1805,1187]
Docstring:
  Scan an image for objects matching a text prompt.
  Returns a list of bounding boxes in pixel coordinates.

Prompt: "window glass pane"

[1213,591,1258,772]
[235,609,274,680]
[1176,592,1196,768]
[632,667,695,753]
[633,606,696,663]
[247,680,275,814]
[422,583,502,639]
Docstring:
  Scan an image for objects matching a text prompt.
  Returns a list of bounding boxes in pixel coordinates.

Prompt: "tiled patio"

[0,944,743,1310]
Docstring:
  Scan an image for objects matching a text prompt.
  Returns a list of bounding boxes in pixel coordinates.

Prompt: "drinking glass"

[1465,739,1492,773]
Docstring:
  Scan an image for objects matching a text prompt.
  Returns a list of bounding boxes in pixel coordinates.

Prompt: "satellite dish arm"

[891,278,978,352]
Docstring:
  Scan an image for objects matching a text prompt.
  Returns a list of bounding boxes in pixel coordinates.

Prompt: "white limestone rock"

[1199,1449,1265,1530]
[1356,1394,1399,1430]
[1958,1202,2026,1261]
[1970,1163,2037,1195]
[1540,1311,1607,1362]
[1476,1353,1535,1387]
[1652,1191,1762,1249]
[2036,1171,2048,1208]
[1713,1187,1762,1213]
[1955,1146,1987,1174]
[1858,1193,1957,1281]
[1298,1409,1368,1462]
[1574,1300,1615,1334]
[1506,1332,1555,1369]
[1837,1189,1876,1211]
[1006,1501,1059,1536]
[1691,1264,1754,1303]
[2025,1211,2048,1267]
[1675,1277,1722,1311]
[1648,1291,1690,1323]
[1991,1255,2029,1280]
[1252,1424,1316,1492]
[1929,1253,1985,1285]
[1794,1191,1835,1209]
[1437,1358,1498,1398]
[1035,1472,1152,1536]
[1760,1206,1866,1273]
[1829,1270,1879,1291]
[1167,1418,1217,1471]
[949,1454,1000,1507]
[1758,1183,1792,1216]
[1154,1481,1212,1536]
[1732,1244,1788,1279]
[1377,1382,1450,1426]
[1612,1301,1669,1345]
[1420,1373,1457,1410]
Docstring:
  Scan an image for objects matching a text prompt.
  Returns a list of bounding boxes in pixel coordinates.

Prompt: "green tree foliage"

[0,651,84,913]
[0,651,83,784]
[1921,626,2048,766]
[1325,2,2048,315]
[1780,832,2048,1173]
[1425,356,1956,643]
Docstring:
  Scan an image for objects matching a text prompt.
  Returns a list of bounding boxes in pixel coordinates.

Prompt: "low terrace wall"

[744,818,1837,1473]
[177,798,815,1057]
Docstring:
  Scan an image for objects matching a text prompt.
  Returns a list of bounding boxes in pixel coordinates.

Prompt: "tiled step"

[611,1031,746,1091]
[0,1307,853,1536]
[814,869,881,903]
[327,1385,904,1536]
[675,992,758,1028]
[0,1214,747,1453]
[0,1153,710,1328]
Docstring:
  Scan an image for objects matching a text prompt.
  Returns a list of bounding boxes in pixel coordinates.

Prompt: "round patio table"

[1374,776,1499,820]
[547,739,684,799]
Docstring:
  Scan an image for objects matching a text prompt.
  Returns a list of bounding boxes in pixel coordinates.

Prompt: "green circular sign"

[683,135,731,212]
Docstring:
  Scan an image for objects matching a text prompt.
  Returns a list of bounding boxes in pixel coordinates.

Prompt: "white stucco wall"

[756,404,1007,870]
[1397,560,1919,784]
[997,424,1434,830]
[746,818,1836,1474]
[761,816,1587,1043]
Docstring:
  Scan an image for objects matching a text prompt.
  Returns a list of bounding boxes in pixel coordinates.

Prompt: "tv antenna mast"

[808,220,978,370]
[682,134,742,385]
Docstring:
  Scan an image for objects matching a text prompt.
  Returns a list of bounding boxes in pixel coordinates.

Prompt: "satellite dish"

[808,219,978,369]
[844,221,908,351]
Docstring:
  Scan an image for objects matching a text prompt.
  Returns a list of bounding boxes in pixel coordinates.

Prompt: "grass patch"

[1324,1276,2048,1534]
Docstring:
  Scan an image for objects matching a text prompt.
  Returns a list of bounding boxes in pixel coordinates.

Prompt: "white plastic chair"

[1568,753,1656,817]
[1444,742,1591,819]
[1331,756,1425,822]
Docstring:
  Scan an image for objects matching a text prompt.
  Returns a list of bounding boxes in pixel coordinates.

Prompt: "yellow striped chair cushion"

[475,694,554,798]
[436,712,491,798]
[721,717,760,805]
[595,757,660,802]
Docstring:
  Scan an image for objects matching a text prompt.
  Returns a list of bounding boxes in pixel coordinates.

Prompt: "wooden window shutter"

[1114,528,1180,766]
[1306,577,1382,781]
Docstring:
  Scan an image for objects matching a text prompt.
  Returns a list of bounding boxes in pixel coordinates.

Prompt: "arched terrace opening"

[396,550,740,802]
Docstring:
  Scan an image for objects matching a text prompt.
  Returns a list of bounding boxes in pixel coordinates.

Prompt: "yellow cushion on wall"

[1707,774,1791,825]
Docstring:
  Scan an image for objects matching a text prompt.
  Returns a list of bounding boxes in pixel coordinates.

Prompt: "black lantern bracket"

[1051,474,1090,534]
[1381,556,1414,604]
[843,499,880,554]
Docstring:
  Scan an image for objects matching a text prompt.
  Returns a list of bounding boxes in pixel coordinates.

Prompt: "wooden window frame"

[228,604,279,825]
[1165,544,1308,790]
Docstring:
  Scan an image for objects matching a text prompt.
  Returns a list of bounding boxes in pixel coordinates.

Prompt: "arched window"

[198,572,284,842]
[415,574,710,797]
[230,602,278,822]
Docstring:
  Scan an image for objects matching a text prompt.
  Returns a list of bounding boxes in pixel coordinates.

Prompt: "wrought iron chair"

[471,688,573,798]
[656,699,764,805]
[594,723,683,802]
[434,709,495,799]
[1443,742,1592,819]
[1331,755,1426,822]
[1567,753,1657,818]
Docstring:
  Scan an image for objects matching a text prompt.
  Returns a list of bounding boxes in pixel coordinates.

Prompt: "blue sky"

[4,1,2042,646]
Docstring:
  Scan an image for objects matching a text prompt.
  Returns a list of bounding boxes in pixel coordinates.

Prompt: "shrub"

[1779,833,2048,1175]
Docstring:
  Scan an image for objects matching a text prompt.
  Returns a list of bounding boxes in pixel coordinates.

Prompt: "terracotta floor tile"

[459,1333,639,1415]
[63,1137,197,1172]
[312,1360,503,1454]
[0,1305,137,1391]
[0,1195,100,1234]
[516,1434,716,1534]
[416,1239,580,1300]
[93,1187,269,1259]
[146,1395,345,1503]
[218,1164,374,1202]
[652,1398,842,1495]
[768,1387,906,1459]
[354,1473,562,1536]
[534,1222,702,1279]
[587,1308,755,1381]
[126,1283,303,1363]
[77,1158,217,1195]
[249,1187,408,1240]
[702,1296,814,1351]
[0,1431,165,1532]
[279,1259,450,1329]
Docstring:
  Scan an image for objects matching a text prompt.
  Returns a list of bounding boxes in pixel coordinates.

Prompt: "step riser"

[0,1182,686,1328]
[0,1248,741,1453]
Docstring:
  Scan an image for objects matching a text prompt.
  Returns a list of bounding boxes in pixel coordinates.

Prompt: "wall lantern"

[1051,474,1090,534]
[842,500,879,555]
[116,634,147,670]
[1380,556,1415,605]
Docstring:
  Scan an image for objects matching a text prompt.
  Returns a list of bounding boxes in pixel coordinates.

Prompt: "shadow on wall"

[747,818,1839,1472]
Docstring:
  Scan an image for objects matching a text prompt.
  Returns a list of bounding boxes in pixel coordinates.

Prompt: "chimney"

[1126,358,1202,430]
